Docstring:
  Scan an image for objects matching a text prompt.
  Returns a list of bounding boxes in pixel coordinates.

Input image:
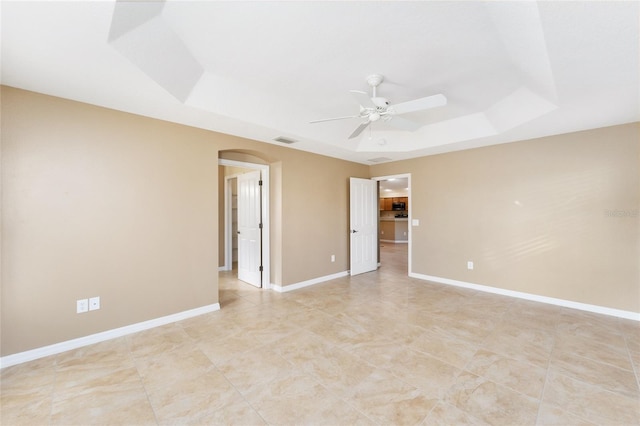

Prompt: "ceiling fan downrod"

[366,74,384,98]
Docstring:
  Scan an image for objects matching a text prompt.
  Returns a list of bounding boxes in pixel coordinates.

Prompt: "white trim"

[260,167,270,289]
[410,273,640,321]
[271,271,349,293]
[218,159,266,169]
[0,303,220,369]
[380,239,408,244]
[372,173,411,276]
[218,266,227,271]
[219,159,270,289]
[223,174,235,272]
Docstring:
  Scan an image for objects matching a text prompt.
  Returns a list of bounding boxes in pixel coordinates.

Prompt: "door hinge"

[259,180,263,186]
[259,265,263,272]
[259,222,263,229]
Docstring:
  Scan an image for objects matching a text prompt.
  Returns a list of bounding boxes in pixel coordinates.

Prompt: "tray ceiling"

[2,1,638,164]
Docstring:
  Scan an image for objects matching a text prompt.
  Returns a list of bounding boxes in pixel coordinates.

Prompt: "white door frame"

[372,173,411,275]
[222,175,237,272]
[219,159,270,290]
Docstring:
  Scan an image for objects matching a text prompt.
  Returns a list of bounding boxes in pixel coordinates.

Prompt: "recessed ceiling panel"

[2,1,638,163]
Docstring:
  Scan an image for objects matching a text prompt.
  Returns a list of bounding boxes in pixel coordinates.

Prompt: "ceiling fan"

[310,74,447,139]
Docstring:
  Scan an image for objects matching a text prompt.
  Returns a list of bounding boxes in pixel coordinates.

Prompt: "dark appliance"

[392,202,406,211]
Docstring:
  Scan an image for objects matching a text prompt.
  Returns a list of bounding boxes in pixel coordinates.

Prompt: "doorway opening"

[374,174,411,275]
[219,159,270,290]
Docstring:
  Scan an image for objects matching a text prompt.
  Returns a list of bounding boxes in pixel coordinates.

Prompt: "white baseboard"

[410,273,639,321]
[271,271,349,293]
[380,239,408,244]
[0,303,220,369]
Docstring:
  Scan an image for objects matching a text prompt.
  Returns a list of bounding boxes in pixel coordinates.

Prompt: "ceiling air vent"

[367,157,393,163]
[273,136,297,144]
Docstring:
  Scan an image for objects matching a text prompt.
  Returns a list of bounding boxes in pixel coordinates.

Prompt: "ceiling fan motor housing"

[372,97,390,108]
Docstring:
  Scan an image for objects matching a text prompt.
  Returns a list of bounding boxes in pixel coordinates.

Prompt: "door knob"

[351,229,358,233]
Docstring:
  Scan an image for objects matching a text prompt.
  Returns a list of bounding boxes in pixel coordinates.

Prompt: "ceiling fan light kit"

[310,74,447,140]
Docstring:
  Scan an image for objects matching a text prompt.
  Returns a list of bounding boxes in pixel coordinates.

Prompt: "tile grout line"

[307,367,383,426]
[545,316,638,425]
[216,363,271,426]
[396,278,491,424]
[534,322,557,425]
[547,368,637,424]
[48,354,59,425]
[459,294,544,424]
[195,332,273,425]
[128,340,160,426]
[622,333,640,393]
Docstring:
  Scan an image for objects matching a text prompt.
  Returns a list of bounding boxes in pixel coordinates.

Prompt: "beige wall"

[280,154,360,284]
[1,87,368,356]
[3,85,636,357]
[372,123,640,313]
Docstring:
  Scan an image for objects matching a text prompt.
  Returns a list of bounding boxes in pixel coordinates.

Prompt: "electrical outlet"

[467,261,474,270]
[77,299,88,313]
[89,296,100,311]
[330,254,335,262]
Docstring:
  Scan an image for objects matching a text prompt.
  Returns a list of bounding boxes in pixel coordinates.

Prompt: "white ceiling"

[379,178,409,196]
[2,1,638,164]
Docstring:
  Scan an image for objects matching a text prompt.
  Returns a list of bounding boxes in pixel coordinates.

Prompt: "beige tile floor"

[2,243,639,425]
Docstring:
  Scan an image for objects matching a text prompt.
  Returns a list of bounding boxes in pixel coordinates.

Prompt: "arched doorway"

[218,151,271,289]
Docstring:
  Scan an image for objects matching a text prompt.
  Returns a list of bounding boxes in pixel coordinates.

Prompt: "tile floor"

[1,243,639,425]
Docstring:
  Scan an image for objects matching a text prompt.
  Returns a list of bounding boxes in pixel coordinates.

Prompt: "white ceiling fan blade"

[387,116,422,132]
[310,115,360,124]
[391,94,447,115]
[350,90,376,109]
[348,121,370,139]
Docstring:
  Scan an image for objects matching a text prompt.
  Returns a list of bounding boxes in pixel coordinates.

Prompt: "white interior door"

[350,177,378,275]
[237,170,262,287]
